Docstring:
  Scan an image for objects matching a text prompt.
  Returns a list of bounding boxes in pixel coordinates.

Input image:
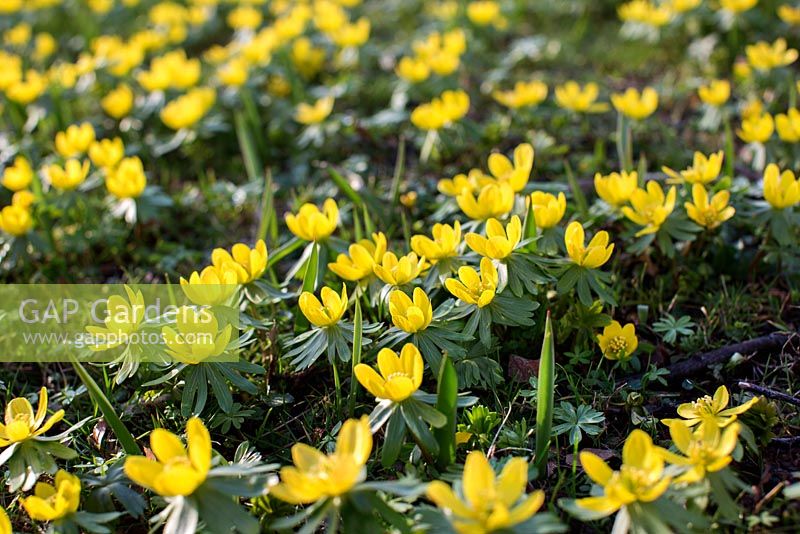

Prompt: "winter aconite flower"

[662,385,759,429]
[0,388,64,446]
[698,80,730,107]
[270,416,372,504]
[555,81,608,113]
[389,287,433,333]
[329,232,388,281]
[737,112,774,143]
[663,151,724,185]
[0,507,9,534]
[160,87,216,130]
[457,182,515,221]
[763,164,800,209]
[719,0,758,14]
[427,450,546,533]
[2,155,33,191]
[180,264,240,306]
[101,83,134,119]
[411,89,470,130]
[105,156,146,199]
[528,191,566,229]
[487,143,534,192]
[779,4,800,25]
[55,122,95,158]
[465,216,522,260]
[373,251,427,286]
[396,56,430,83]
[295,95,334,124]
[21,470,80,522]
[493,80,548,109]
[659,421,740,483]
[125,417,211,497]
[577,430,671,516]
[88,137,125,170]
[594,171,638,208]
[0,203,32,236]
[355,343,423,402]
[611,87,658,120]
[445,257,497,307]
[597,321,638,361]
[565,222,614,268]
[285,198,339,241]
[211,240,268,284]
[745,38,798,72]
[411,221,461,263]
[46,159,90,191]
[776,108,800,142]
[299,285,348,327]
[162,306,233,364]
[684,184,735,229]
[621,181,677,236]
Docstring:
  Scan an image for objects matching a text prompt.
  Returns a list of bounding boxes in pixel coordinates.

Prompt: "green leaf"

[434,355,458,469]
[382,409,407,467]
[70,359,141,455]
[400,402,439,457]
[348,298,363,417]
[534,311,555,474]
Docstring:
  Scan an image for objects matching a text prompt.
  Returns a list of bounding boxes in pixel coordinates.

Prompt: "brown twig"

[738,381,800,407]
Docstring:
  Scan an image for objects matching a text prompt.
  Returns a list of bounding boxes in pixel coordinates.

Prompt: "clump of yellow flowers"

[411,89,470,131]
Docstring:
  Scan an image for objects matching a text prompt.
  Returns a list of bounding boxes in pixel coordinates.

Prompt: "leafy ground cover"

[1,0,800,532]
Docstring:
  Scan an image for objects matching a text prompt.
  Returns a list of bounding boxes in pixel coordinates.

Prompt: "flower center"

[608,336,628,355]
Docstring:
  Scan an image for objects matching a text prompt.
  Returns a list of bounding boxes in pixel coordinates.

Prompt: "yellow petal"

[150,428,186,463]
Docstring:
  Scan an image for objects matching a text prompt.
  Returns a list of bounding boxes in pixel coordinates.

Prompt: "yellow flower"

[427,450,545,534]
[400,191,418,207]
[779,4,800,25]
[210,239,268,284]
[228,5,262,29]
[493,80,548,109]
[4,23,30,47]
[355,343,423,402]
[299,285,348,327]
[659,421,740,483]
[329,232,387,281]
[746,38,798,71]
[776,108,800,142]
[410,89,470,131]
[46,159,90,191]
[465,216,522,260]
[577,430,671,516]
[389,287,433,333]
[2,155,34,191]
[84,287,146,350]
[426,51,460,76]
[457,182,515,221]
[396,56,430,83]
[295,95,334,125]
[763,163,800,209]
[618,0,672,26]
[487,143,534,192]
[160,87,216,130]
[180,264,240,306]
[285,198,339,241]
[12,190,34,209]
[0,388,64,446]
[291,37,326,78]
[737,112,774,143]
[597,320,638,361]
[373,251,427,286]
[698,80,731,107]
[270,416,372,504]
[528,191,566,229]
[467,1,501,26]
[88,138,124,170]
[684,184,735,229]
[218,57,249,87]
[6,69,47,105]
[0,203,33,236]
[554,81,608,113]
[330,17,370,48]
[734,59,752,80]
[438,169,486,197]
[594,171,638,208]
[668,0,701,13]
[565,221,614,268]
[0,506,9,534]
[21,470,80,522]
[101,84,134,119]
[411,221,461,263]
[719,0,758,13]
[125,417,211,497]
[55,123,95,158]
[106,156,146,199]
[445,257,498,308]
[611,87,658,120]
[663,150,724,185]
[663,386,758,430]
[162,306,233,364]
[621,181,677,236]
